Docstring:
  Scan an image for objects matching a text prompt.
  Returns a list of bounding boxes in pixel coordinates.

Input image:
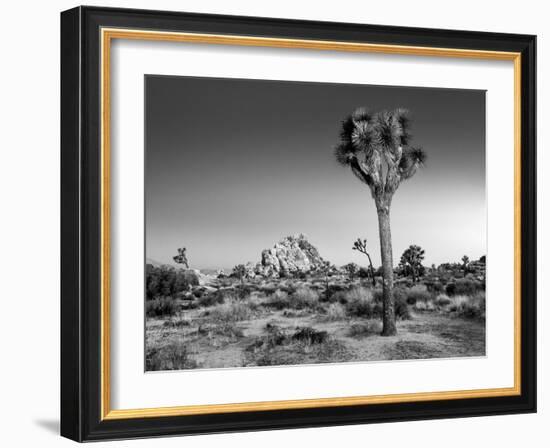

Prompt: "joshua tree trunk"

[377,204,397,336]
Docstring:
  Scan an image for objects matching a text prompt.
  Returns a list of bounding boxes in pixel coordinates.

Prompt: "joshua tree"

[173,247,189,269]
[334,107,426,335]
[399,245,426,283]
[343,262,359,281]
[232,264,247,286]
[352,238,376,287]
[461,255,470,276]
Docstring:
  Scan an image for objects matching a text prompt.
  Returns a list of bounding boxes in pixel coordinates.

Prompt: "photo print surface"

[144,75,486,371]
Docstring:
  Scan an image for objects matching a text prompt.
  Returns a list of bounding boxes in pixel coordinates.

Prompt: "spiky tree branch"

[352,238,376,287]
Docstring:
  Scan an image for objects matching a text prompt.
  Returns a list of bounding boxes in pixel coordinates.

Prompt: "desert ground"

[145,269,486,371]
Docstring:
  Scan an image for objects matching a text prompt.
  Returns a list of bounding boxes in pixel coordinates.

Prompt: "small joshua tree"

[319,260,333,301]
[334,107,426,335]
[399,245,425,283]
[173,247,189,269]
[232,264,247,286]
[461,255,470,277]
[343,262,359,281]
[352,238,376,287]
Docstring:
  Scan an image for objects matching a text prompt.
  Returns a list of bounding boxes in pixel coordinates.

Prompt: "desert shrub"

[322,284,348,303]
[413,299,436,312]
[292,327,328,345]
[278,284,297,295]
[197,289,228,307]
[370,287,410,319]
[434,294,452,307]
[447,294,469,311]
[198,321,244,339]
[236,284,254,299]
[145,265,190,300]
[455,278,483,295]
[394,293,412,320]
[259,284,278,295]
[323,303,347,321]
[345,288,380,318]
[348,320,382,337]
[446,279,484,296]
[291,287,320,309]
[145,344,197,371]
[264,323,288,347]
[163,318,190,328]
[405,285,432,305]
[453,292,485,319]
[264,290,291,310]
[425,281,444,293]
[445,282,456,296]
[207,299,255,322]
[146,297,177,317]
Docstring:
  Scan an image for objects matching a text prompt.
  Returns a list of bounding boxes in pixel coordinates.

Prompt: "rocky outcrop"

[255,234,325,277]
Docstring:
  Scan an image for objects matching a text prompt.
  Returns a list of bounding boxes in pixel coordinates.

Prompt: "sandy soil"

[146,306,485,370]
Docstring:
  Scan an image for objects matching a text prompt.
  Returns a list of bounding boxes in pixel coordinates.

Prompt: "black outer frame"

[60,6,536,442]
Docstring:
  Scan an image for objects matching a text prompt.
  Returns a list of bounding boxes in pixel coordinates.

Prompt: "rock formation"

[255,234,325,277]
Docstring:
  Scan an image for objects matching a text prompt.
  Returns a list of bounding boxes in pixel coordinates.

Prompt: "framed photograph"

[60,6,536,442]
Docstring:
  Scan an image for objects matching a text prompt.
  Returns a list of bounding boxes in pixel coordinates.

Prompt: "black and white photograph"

[144,75,487,371]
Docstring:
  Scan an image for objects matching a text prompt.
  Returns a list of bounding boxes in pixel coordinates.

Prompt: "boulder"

[255,234,325,277]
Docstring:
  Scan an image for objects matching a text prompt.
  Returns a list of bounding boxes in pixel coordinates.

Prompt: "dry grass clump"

[264,287,321,311]
[450,292,485,319]
[322,302,347,321]
[347,320,383,338]
[198,321,244,340]
[205,297,256,322]
[163,318,190,328]
[291,286,321,309]
[414,292,485,319]
[146,342,198,371]
[404,285,432,305]
[245,324,349,367]
[146,297,178,317]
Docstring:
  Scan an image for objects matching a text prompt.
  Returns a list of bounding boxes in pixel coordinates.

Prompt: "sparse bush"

[445,282,456,296]
[291,286,320,309]
[264,290,291,310]
[446,279,484,296]
[451,292,485,319]
[292,327,328,345]
[163,318,190,328]
[414,299,436,311]
[434,294,452,307]
[259,284,278,295]
[322,284,347,303]
[425,280,444,294]
[405,285,432,305]
[323,303,347,321]
[146,343,197,371]
[345,287,378,318]
[394,293,411,320]
[348,320,382,338]
[264,323,287,347]
[145,265,190,300]
[371,287,410,320]
[207,299,255,322]
[197,289,228,307]
[146,297,177,317]
[198,321,244,339]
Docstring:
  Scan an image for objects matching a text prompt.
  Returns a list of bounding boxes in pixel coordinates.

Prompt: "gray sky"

[145,75,485,269]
